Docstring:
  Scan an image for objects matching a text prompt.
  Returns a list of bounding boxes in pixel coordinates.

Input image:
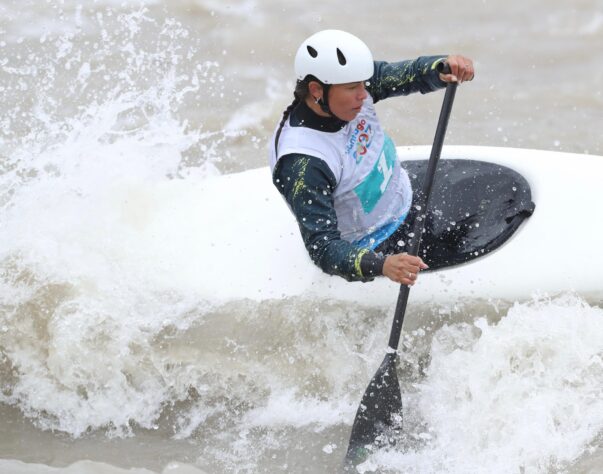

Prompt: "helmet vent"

[306,45,318,58]
[336,48,347,66]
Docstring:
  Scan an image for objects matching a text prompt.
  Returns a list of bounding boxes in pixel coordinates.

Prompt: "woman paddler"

[269,30,474,285]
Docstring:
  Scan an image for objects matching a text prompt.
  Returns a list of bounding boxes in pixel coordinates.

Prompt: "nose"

[358,84,368,101]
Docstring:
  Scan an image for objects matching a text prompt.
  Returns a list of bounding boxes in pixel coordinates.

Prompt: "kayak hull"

[186,146,603,306]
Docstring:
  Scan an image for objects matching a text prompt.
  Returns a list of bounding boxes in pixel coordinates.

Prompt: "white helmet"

[294,30,374,85]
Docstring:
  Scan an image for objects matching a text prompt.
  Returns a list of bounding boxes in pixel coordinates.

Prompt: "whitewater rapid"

[1,2,602,473]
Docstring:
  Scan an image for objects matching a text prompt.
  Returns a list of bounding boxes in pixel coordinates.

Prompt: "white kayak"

[181,146,603,307]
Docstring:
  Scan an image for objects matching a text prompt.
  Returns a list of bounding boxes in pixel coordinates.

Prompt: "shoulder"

[274,153,337,189]
[276,126,345,184]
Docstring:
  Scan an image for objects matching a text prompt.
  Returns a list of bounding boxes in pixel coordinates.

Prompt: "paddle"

[344,62,458,468]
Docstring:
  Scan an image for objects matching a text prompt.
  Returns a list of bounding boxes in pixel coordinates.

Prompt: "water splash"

[0,5,240,438]
[361,294,603,473]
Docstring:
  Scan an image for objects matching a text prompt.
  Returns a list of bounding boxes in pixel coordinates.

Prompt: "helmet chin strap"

[310,81,346,121]
[317,84,332,114]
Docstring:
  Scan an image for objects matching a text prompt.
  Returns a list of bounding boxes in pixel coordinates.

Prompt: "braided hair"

[274,80,306,155]
[274,76,331,154]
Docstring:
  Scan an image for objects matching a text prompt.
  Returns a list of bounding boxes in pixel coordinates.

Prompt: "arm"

[367,56,447,103]
[273,154,385,282]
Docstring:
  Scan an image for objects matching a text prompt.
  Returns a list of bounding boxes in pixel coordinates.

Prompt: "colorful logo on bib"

[345,119,374,164]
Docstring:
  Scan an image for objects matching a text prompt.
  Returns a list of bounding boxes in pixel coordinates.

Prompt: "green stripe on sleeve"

[354,248,369,277]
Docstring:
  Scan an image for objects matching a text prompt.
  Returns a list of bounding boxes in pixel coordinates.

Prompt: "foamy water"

[1,1,602,473]
[360,295,603,473]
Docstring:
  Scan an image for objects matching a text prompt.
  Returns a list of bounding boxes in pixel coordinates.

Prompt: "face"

[327,81,368,121]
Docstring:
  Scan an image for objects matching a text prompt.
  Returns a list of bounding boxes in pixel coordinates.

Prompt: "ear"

[308,81,324,100]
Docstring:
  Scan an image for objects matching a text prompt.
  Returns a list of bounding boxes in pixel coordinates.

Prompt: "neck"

[289,99,347,132]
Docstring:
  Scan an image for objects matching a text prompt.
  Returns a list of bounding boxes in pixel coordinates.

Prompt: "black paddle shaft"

[344,64,459,468]
[387,77,457,351]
